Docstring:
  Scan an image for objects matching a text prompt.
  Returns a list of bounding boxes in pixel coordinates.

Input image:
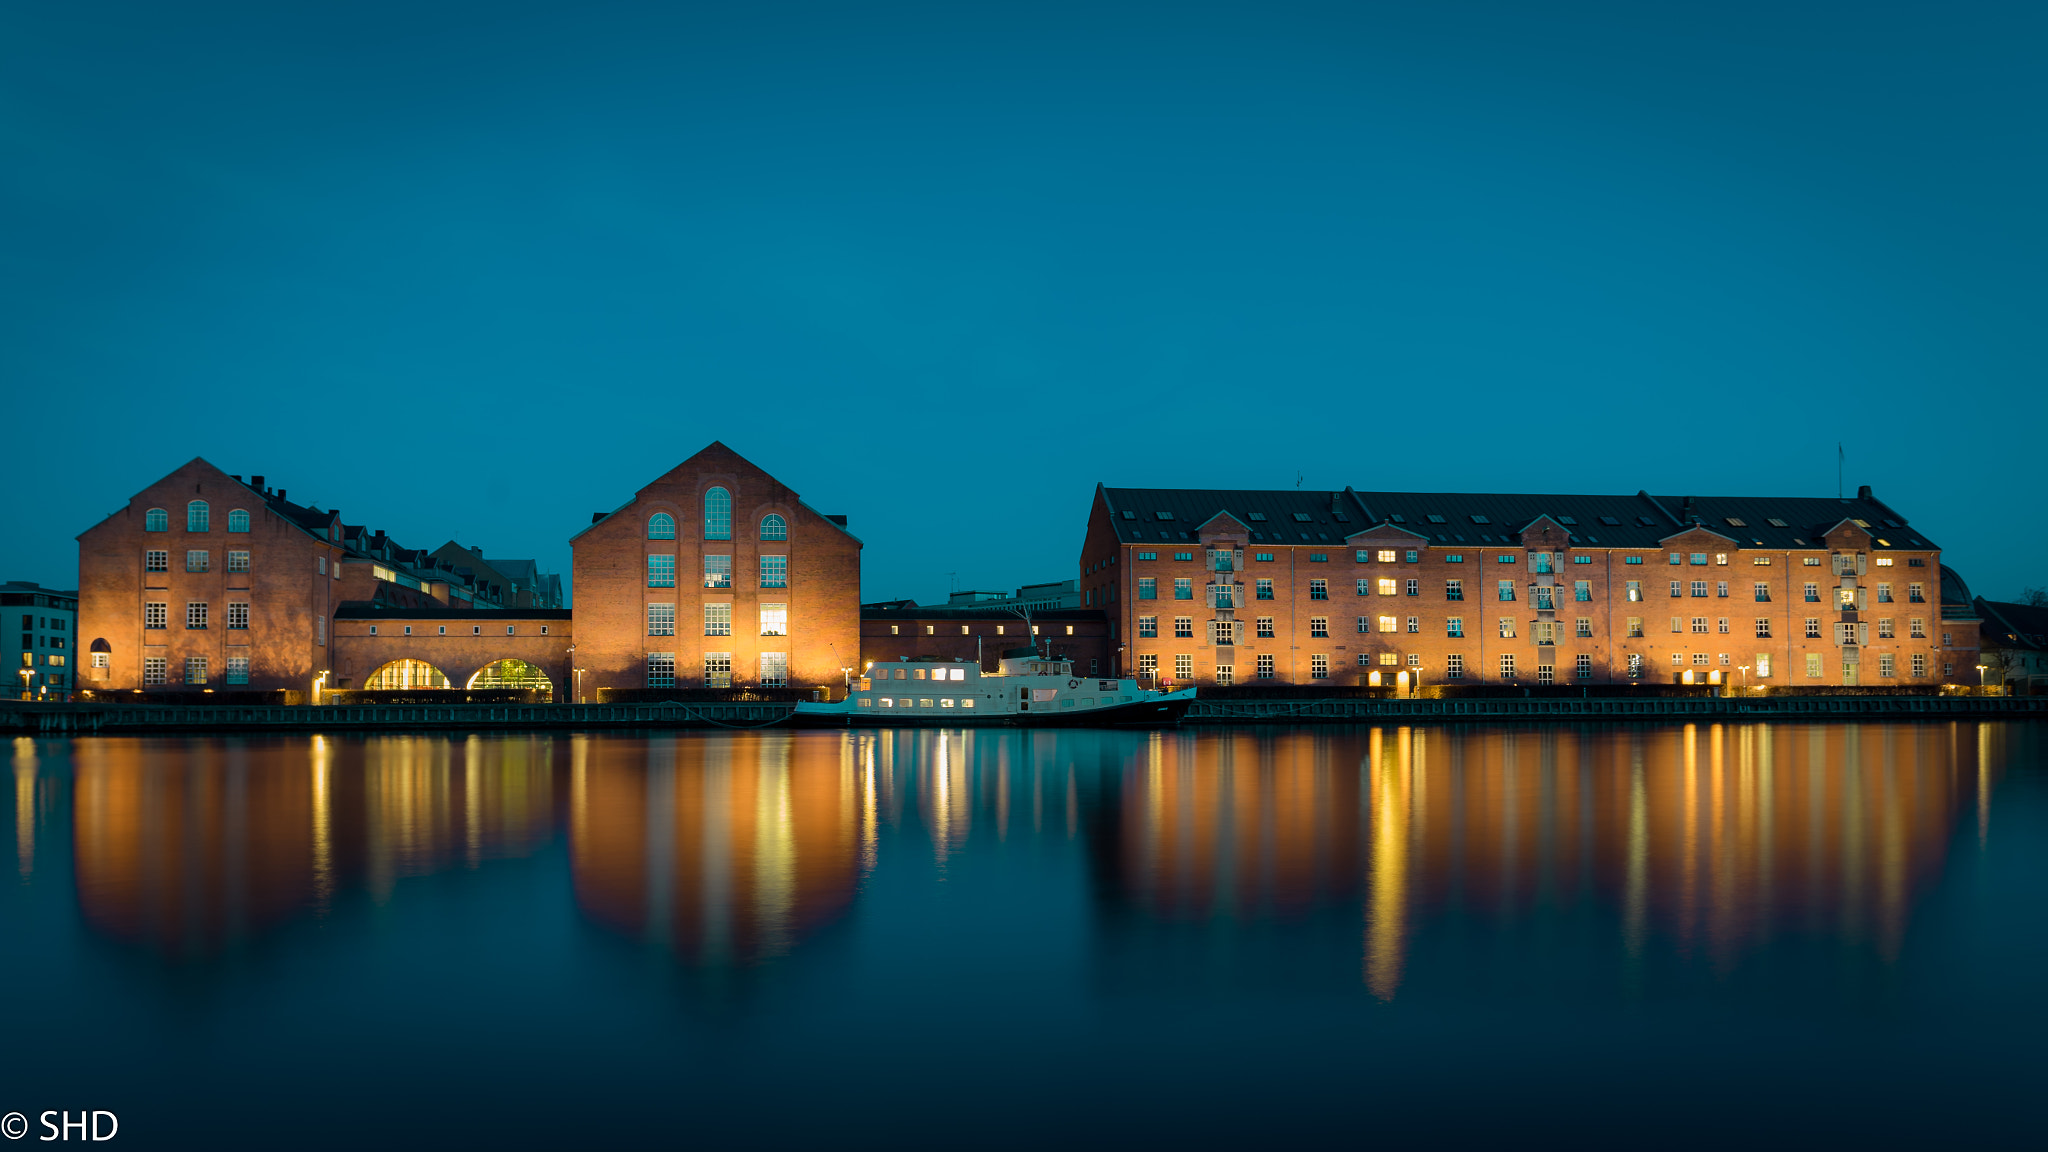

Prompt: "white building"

[4,581,78,698]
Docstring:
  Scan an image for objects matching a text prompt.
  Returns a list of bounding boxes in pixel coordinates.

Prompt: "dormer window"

[187,501,210,532]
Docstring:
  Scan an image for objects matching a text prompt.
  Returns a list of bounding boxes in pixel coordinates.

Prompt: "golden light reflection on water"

[1115,723,1999,999]
[14,737,35,880]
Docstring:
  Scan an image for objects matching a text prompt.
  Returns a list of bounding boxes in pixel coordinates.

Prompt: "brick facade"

[569,442,860,699]
[1084,484,1976,689]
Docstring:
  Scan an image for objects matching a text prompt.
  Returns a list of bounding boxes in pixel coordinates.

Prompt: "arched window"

[144,508,168,532]
[187,501,210,532]
[704,487,732,540]
[228,508,250,533]
[760,513,788,541]
[647,512,676,540]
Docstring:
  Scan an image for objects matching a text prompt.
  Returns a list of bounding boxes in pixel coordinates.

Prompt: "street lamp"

[1977,664,1988,696]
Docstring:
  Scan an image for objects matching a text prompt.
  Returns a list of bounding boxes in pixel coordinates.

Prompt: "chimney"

[276,489,286,503]
[1858,484,1872,500]
[251,475,265,492]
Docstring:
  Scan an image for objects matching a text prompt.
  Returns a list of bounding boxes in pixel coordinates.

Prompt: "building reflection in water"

[69,735,566,958]
[568,733,868,965]
[1107,723,1999,1000]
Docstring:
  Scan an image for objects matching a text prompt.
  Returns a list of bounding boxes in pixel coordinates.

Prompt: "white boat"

[793,646,1195,728]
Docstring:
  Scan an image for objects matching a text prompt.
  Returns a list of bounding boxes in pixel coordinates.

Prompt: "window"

[1253,578,1272,600]
[1623,555,1642,565]
[186,602,208,629]
[1877,582,1893,603]
[227,602,248,630]
[1447,654,1465,679]
[647,603,675,636]
[1803,557,1822,566]
[1532,552,1553,573]
[1670,581,1684,597]
[760,555,788,588]
[1803,582,1820,602]
[1805,618,1822,638]
[1532,587,1554,611]
[1444,554,1464,563]
[1626,654,1642,678]
[187,501,209,532]
[145,508,168,532]
[1943,631,1952,647]
[1137,654,1158,676]
[1174,552,1194,562]
[185,656,208,685]
[1755,654,1771,677]
[1576,654,1592,678]
[1690,553,1708,566]
[1576,617,1592,638]
[91,652,108,669]
[1373,549,1395,563]
[704,604,732,636]
[1715,581,1728,598]
[1138,616,1158,638]
[760,514,788,541]
[1499,618,1516,639]
[145,550,169,572]
[703,488,732,540]
[1254,553,1274,562]
[1356,579,1370,597]
[1497,581,1516,602]
[1912,653,1927,676]
[1533,621,1556,644]
[1446,579,1464,601]
[1214,664,1234,686]
[1308,553,1328,563]
[1406,579,1419,596]
[1256,654,1275,679]
[760,652,789,687]
[144,656,167,685]
[1574,580,1591,602]
[646,653,676,688]
[317,556,326,576]
[318,616,326,645]
[1692,617,1708,634]
[1878,619,1894,638]
[1211,620,1237,646]
[1174,654,1193,678]
[227,550,250,573]
[1175,578,1194,600]
[228,509,250,533]
[1256,617,1275,638]
[186,550,209,573]
[1909,583,1926,603]
[1806,654,1823,678]
[647,555,676,587]
[703,556,731,588]
[1446,617,1464,638]
[1627,617,1643,638]
[1356,615,1371,634]
[1174,616,1194,638]
[1138,578,1157,599]
[1537,664,1554,685]
[647,513,676,540]
[1910,618,1926,638]
[703,653,733,688]
[1377,578,1398,596]
[1310,654,1328,679]
[226,656,249,685]
[1753,582,1771,602]
[1878,653,1895,677]
[1309,579,1328,600]
[1755,618,1772,638]
[1499,654,1517,679]
[1626,581,1642,602]
[1310,617,1329,638]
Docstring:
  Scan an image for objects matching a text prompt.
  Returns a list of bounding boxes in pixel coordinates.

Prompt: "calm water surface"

[4,723,2046,1148]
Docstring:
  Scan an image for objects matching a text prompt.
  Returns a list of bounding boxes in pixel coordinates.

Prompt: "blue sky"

[4,0,2042,603]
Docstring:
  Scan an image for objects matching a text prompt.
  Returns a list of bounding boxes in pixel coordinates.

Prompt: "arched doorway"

[363,659,450,690]
[468,659,554,701]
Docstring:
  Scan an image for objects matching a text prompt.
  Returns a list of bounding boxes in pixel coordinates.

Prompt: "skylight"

[1767,518,1788,527]
[1292,513,1313,523]
[1636,516,1655,527]
[1120,510,1137,520]
[1599,516,1621,526]
[1725,517,1746,527]
[1882,519,1902,528]
[1247,512,1267,521]
[1390,514,1406,523]
[1852,519,1871,528]
[1469,514,1490,524]
[1154,511,1173,521]
[1333,513,1349,522]
[1426,514,1447,524]
[1558,515,1577,525]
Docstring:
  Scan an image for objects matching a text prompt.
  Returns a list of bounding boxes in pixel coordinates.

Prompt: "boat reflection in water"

[1106,723,2000,1000]
[68,734,565,958]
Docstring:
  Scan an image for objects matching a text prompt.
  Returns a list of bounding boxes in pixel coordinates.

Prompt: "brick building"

[1079,483,1978,689]
[861,606,1111,676]
[78,458,531,696]
[570,442,860,698]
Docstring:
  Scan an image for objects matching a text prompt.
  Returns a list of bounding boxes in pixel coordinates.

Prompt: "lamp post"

[1977,663,1988,697]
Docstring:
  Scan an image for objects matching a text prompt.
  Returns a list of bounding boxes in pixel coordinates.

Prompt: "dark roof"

[1976,599,2048,652]
[861,606,1107,623]
[333,603,572,621]
[1099,485,1939,551]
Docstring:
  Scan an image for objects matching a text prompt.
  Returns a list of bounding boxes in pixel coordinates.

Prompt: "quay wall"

[2,695,2043,736]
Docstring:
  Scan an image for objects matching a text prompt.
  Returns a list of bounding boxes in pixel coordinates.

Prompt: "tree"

[2023,586,2048,607]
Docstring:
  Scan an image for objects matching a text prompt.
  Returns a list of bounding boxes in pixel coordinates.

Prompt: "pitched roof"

[1976,599,2048,651]
[1099,486,1940,551]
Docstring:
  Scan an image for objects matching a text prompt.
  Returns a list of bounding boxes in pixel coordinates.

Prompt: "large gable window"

[187,501,210,532]
[704,487,732,540]
[227,509,250,533]
[647,513,676,540]
[760,513,788,541]
[145,508,168,532]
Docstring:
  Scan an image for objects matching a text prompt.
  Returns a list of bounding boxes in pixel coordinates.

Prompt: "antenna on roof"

[1296,473,1302,488]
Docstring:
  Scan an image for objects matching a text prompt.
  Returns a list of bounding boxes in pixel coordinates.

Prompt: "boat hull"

[791,690,1194,729]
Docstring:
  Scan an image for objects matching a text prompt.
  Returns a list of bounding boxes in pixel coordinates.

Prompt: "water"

[4,723,2045,1149]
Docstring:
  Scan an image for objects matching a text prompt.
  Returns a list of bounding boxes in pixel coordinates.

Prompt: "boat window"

[914,668,927,680]
[961,699,976,709]
[918,698,933,708]
[894,668,907,680]
[857,698,873,708]
[948,668,965,680]
[1060,698,1075,708]
[1082,698,1095,707]
[940,698,956,708]
[878,698,893,707]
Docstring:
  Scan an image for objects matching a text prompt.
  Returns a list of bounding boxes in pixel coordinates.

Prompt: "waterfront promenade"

[2,694,2040,734]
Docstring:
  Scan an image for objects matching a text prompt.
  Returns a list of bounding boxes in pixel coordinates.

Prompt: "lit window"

[228,509,250,533]
[760,652,789,686]
[703,652,733,688]
[760,514,788,541]
[1379,615,1397,633]
[760,604,787,636]
[187,501,209,532]
[702,555,731,588]
[185,656,208,685]
[647,513,676,540]
[703,488,732,540]
[1377,578,1397,596]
